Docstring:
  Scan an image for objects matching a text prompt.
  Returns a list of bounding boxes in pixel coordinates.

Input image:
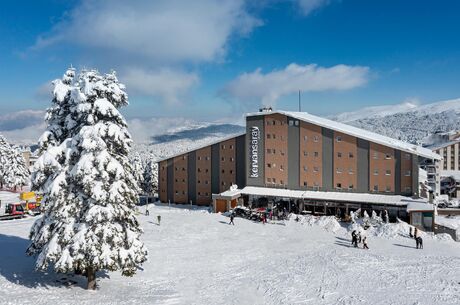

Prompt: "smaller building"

[407,202,435,232]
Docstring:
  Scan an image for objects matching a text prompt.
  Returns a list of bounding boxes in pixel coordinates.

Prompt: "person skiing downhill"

[157,215,161,225]
[229,213,235,225]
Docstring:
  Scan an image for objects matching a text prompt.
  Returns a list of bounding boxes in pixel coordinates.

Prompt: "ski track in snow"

[0,205,459,305]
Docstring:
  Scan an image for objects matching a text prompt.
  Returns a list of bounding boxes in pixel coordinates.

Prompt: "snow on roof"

[440,170,460,181]
[155,132,246,163]
[426,139,460,151]
[246,110,441,160]
[226,186,428,206]
[435,215,460,230]
[406,202,435,212]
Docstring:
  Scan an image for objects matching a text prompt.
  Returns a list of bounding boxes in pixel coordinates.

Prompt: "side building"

[157,109,441,212]
[158,134,246,205]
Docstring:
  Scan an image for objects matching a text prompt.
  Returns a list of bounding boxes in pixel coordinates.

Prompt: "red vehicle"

[0,203,25,220]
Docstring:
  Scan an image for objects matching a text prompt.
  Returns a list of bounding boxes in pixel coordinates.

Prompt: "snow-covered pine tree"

[5,145,29,191]
[0,134,11,189]
[28,69,147,290]
[130,152,144,193]
[142,159,158,195]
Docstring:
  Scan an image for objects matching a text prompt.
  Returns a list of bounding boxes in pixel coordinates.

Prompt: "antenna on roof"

[298,90,301,112]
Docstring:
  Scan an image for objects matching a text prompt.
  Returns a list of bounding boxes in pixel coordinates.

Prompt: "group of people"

[409,227,423,249]
[351,230,369,249]
[145,207,162,225]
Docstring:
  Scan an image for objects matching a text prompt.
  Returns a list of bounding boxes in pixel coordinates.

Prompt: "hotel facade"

[158,110,440,214]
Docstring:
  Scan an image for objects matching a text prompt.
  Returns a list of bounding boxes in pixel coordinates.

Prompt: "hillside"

[330,98,460,144]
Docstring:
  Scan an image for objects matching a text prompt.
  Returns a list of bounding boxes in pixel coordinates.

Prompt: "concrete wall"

[196,147,212,205]
[219,138,236,192]
[235,134,246,189]
[211,143,220,194]
[187,151,196,204]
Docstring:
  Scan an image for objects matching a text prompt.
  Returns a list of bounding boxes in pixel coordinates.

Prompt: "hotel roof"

[246,110,441,160]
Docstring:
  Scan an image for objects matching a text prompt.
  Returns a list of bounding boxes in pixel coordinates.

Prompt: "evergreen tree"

[130,152,144,193]
[142,159,158,195]
[0,135,29,190]
[0,135,11,189]
[28,69,147,290]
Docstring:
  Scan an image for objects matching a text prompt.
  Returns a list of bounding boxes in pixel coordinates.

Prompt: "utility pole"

[298,90,301,112]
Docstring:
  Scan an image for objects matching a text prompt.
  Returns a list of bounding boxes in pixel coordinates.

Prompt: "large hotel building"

[157,109,440,215]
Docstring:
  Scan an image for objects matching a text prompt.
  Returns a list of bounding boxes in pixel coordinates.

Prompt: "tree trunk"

[86,267,96,290]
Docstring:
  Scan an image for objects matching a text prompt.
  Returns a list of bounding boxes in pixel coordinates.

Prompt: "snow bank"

[290,214,343,233]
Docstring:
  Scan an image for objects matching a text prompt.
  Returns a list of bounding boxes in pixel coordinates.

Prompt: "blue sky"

[1,0,460,135]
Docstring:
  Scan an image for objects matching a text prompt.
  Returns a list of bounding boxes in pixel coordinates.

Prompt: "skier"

[362,236,369,249]
[157,215,161,225]
[145,206,149,216]
[357,231,362,244]
[383,210,389,223]
[229,213,235,225]
[409,226,413,238]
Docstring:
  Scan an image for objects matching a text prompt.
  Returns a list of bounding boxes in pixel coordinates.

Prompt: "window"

[303,166,308,172]
[314,152,319,157]
[222,182,226,186]
[348,168,354,174]
[267,148,272,154]
[303,181,308,187]
[289,120,294,126]
[230,145,234,149]
[373,169,379,175]
[313,167,319,172]
[304,135,308,141]
[385,169,391,176]
[373,185,378,192]
[294,121,299,126]
[280,165,284,171]
[337,152,342,158]
[273,134,277,139]
[385,186,391,192]
[221,169,225,173]
[206,156,210,161]
[303,151,308,157]
[175,179,178,182]
[230,170,233,174]
[349,152,354,158]
[267,134,271,139]
[404,153,411,160]
[336,168,343,173]
[205,169,209,173]
[313,135,319,142]
[273,149,276,154]
[280,135,284,141]
[182,156,186,160]
[273,178,276,183]
[230,157,234,162]
[267,163,272,168]
[273,120,276,125]
[198,180,201,184]
[314,182,319,187]
[349,184,354,190]
[280,150,285,156]
[198,157,201,161]
[205,180,209,184]
[182,167,185,171]
[336,136,342,142]
[267,178,272,183]
[336,183,342,189]
[222,144,226,149]
[404,186,411,193]
[221,157,225,161]
[385,153,392,159]
[405,170,411,177]
[175,167,178,171]
[182,179,185,183]
[198,192,201,196]
[280,180,284,185]
[373,152,378,159]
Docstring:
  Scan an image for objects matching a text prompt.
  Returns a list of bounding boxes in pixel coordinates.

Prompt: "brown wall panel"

[196,147,212,205]
[173,155,188,203]
[219,138,236,192]
[299,121,322,188]
[333,132,357,190]
[159,160,168,202]
[264,114,288,186]
[369,143,395,193]
[401,152,413,195]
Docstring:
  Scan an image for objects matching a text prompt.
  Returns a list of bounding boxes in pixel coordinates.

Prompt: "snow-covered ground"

[1,205,460,305]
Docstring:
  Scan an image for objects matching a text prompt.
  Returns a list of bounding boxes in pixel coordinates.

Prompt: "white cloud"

[296,0,331,15]
[223,63,370,106]
[122,68,199,105]
[34,0,261,64]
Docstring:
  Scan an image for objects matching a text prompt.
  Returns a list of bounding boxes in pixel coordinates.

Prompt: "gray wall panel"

[394,150,401,195]
[235,134,247,188]
[188,151,196,203]
[357,138,369,193]
[246,115,265,186]
[287,117,300,188]
[322,128,334,190]
[167,158,174,202]
[211,143,220,194]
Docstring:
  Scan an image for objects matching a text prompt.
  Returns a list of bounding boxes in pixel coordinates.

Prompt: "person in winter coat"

[357,232,362,244]
[229,213,235,225]
[351,230,358,247]
[362,236,369,249]
[409,227,413,238]
[416,236,423,249]
[157,215,161,225]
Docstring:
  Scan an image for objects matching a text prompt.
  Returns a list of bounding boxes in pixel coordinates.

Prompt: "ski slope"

[0,205,459,305]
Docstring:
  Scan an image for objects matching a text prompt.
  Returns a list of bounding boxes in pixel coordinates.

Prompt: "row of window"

[266,178,285,185]
[221,157,234,162]
[266,134,286,140]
